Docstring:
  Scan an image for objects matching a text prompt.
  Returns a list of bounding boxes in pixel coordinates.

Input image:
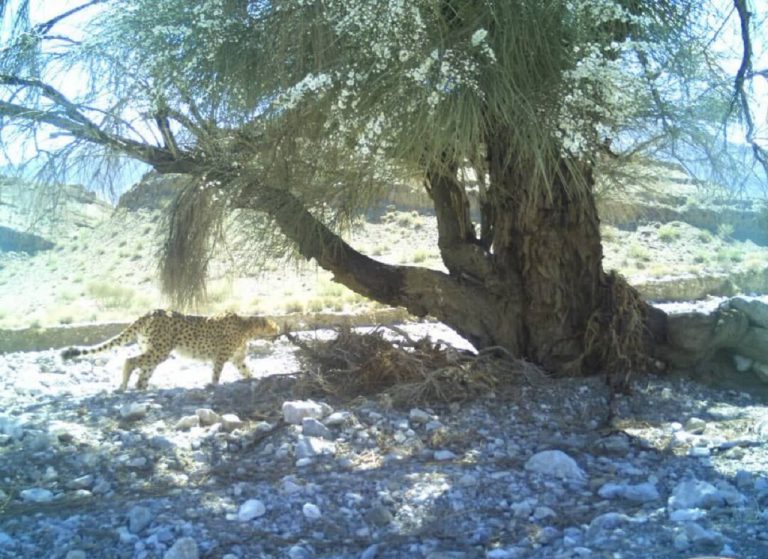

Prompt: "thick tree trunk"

[236,168,653,380]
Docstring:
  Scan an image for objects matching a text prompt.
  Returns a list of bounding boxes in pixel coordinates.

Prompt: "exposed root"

[581,271,653,392]
[288,326,546,407]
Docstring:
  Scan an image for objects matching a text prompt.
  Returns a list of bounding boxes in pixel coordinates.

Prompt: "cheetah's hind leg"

[122,353,166,390]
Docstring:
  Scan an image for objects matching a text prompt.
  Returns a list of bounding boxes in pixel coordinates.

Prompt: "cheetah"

[61,309,280,390]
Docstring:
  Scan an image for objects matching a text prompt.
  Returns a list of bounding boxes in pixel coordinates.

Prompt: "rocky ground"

[2,324,768,559]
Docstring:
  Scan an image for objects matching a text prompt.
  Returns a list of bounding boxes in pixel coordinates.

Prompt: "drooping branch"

[233,179,510,350]
[731,0,768,173]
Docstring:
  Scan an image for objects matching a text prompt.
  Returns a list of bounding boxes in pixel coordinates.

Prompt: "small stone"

[365,504,393,527]
[524,450,586,482]
[685,522,723,546]
[283,400,326,424]
[288,545,313,559]
[220,414,243,432]
[458,474,477,487]
[302,417,334,439]
[0,532,13,547]
[295,435,335,458]
[733,354,754,372]
[684,417,707,434]
[67,474,94,490]
[598,482,660,502]
[128,505,153,533]
[175,415,199,430]
[669,508,705,522]
[323,411,350,426]
[533,506,557,520]
[360,543,379,559]
[433,449,456,461]
[668,478,721,510]
[302,502,322,521]
[409,408,431,423]
[163,537,199,559]
[119,402,148,421]
[238,499,266,521]
[65,551,86,559]
[195,408,222,426]
[20,488,54,503]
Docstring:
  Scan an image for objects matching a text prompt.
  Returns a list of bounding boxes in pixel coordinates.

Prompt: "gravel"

[1,323,768,558]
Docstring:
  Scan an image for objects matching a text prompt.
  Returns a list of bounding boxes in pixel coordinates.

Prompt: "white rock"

[195,408,222,426]
[128,505,153,533]
[221,414,243,432]
[67,474,94,490]
[119,402,148,420]
[302,502,322,521]
[175,415,199,430]
[598,482,659,502]
[283,400,326,424]
[524,450,586,482]
[669,508,706,522]
[433,449,457,461]
[668,479,721,510]
[295,435,335,458]
[238,499,266,521]
[20,488,54,503]
[163,537,199,559]
[324,411,350,426]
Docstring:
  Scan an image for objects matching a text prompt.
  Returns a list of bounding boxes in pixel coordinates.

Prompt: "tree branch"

[234,179,508,349]
[731,0,768,173]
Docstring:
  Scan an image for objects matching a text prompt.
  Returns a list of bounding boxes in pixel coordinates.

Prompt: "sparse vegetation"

[658,223,682,243]
[717,223,735,240]
[86,281,136,309]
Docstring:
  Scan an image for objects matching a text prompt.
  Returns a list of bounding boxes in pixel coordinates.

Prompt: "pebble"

[20,488,54,503]
[128,505,153,533]
[163,537,199,559]
[302,502,322,521]
[120,402,148,420]
[597,481,660,502]
[524,450,586,482]
[195,408,221,426]
[283,400,326,424]
[409,408,431,423]
[433,449,456,461]
[302,417,334,439]
[220,413,243,431]
[237,499,266,521]
[175,415,200,430]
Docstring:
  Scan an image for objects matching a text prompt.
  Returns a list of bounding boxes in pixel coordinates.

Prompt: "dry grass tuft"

[289,325,545,407]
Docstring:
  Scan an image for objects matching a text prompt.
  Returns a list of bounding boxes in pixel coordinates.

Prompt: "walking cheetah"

[61,309,280,390]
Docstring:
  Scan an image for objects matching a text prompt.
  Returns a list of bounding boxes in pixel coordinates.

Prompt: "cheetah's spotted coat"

[61,309,280,390]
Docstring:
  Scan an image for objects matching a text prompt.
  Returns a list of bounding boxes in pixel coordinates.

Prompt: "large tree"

[1,0,766,383]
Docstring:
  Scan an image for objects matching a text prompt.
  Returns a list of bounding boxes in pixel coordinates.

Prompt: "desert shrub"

[658,223,681,242]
